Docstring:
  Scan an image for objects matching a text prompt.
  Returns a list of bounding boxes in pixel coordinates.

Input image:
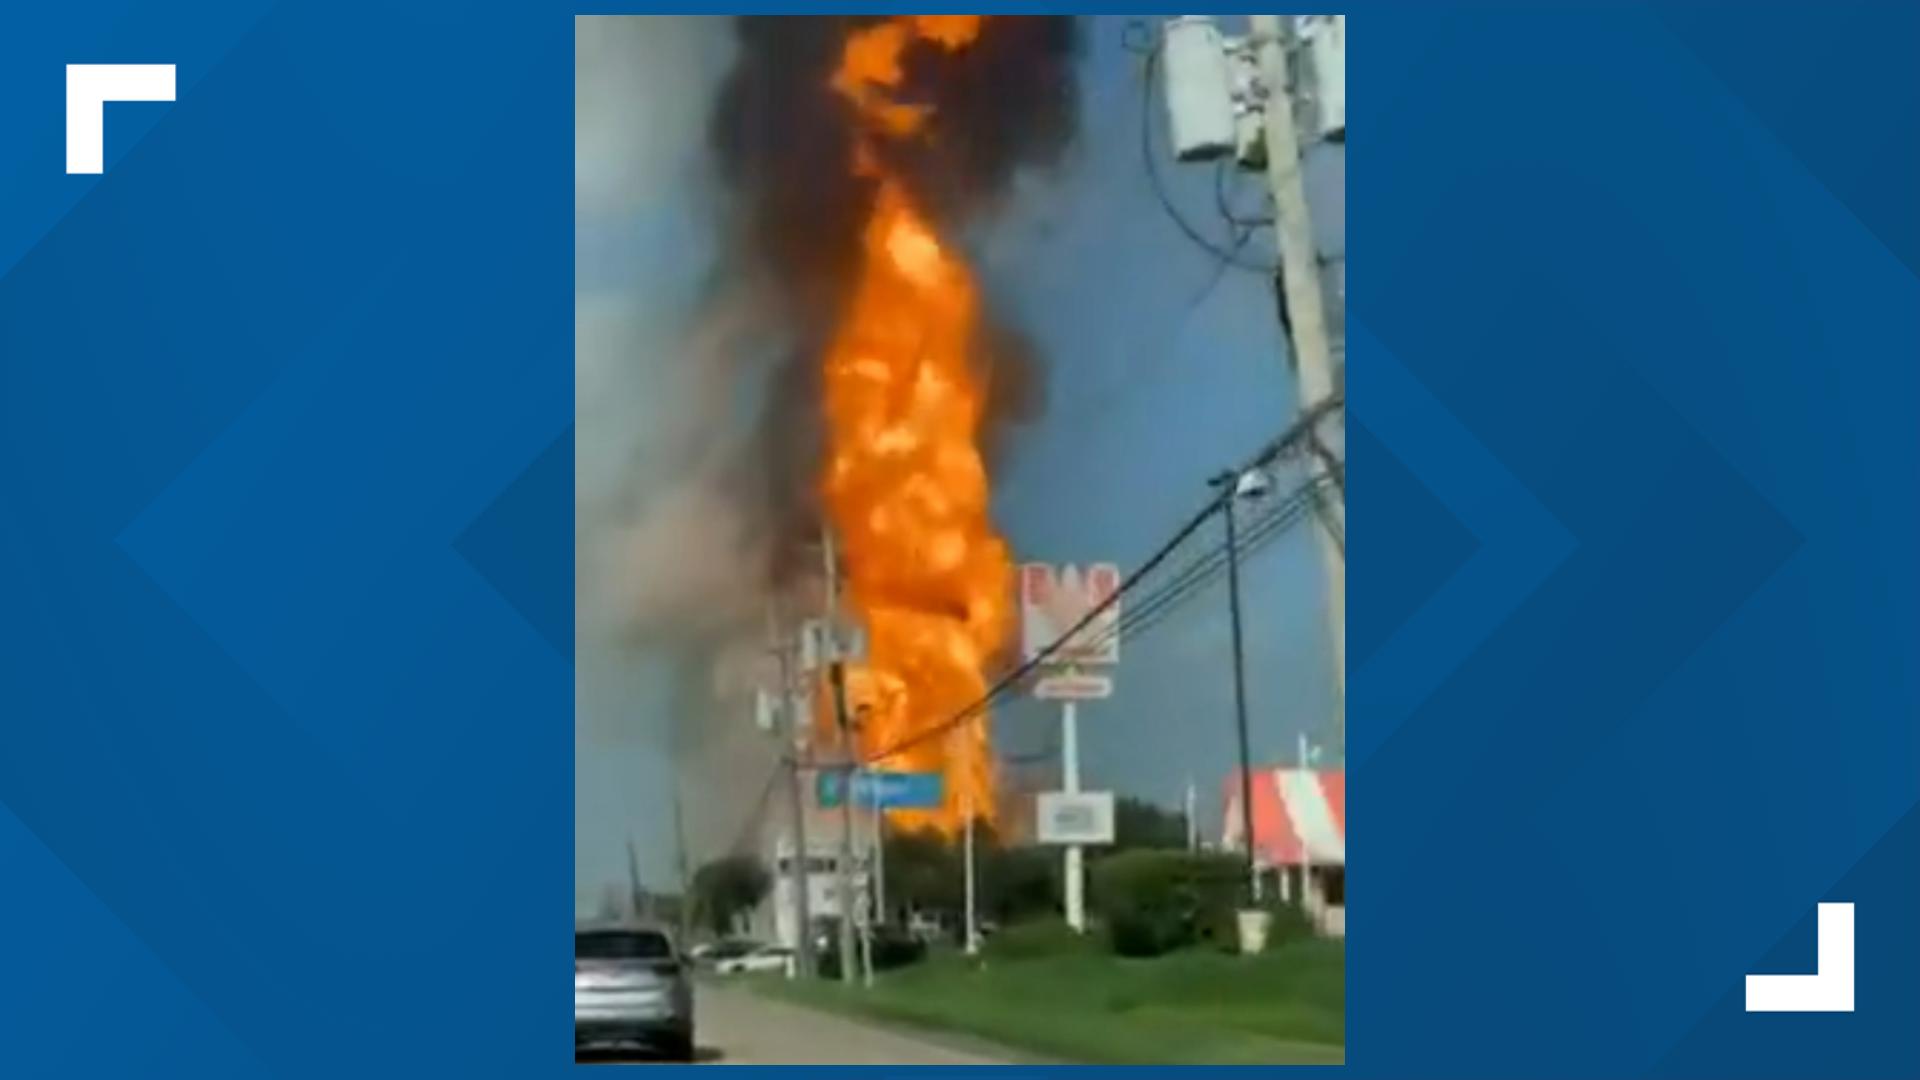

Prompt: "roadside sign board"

[799,619,867,672]
[1033,670,1114,700]
[1036,791,1116,845]
[817,770,944,810]
[1021,563,1121,666]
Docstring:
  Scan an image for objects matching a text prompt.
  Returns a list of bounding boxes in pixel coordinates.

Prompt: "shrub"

[1092,851,1245,957]
[1262,899,1318,951]
[1108,909,1185,957]
[983,845,1060,925]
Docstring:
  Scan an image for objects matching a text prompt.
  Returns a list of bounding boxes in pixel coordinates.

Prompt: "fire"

[821,17,1011,831]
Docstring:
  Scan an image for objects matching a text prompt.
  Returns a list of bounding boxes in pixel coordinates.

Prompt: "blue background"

[2,4,1916,1078]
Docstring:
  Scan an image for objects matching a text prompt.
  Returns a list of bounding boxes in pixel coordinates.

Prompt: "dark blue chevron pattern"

[0,5,1915,1078]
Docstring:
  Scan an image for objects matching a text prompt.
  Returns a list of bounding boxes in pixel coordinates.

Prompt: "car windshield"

[576,930,672,961]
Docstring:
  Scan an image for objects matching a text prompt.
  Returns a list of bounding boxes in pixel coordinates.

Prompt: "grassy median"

[747,934,1345,1065]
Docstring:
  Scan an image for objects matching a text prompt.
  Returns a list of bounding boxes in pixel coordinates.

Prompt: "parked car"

[713,944,796,976]
[689,939,756,970]
[815,925,927,979]
[574,924,694,1061]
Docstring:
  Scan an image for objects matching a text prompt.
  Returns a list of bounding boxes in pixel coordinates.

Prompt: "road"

[690,980,1010,1065]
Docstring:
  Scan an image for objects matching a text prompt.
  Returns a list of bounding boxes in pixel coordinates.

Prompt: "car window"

[576,931,673,960]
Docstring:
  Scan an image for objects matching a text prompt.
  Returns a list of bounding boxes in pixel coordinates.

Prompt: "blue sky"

[977,17,1342,807]
[575,16,1343,900]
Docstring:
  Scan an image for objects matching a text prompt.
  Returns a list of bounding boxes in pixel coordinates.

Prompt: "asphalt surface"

[579,980,1010,1065]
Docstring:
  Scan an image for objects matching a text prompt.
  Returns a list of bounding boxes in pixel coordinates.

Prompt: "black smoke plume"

[707,15,1081,572]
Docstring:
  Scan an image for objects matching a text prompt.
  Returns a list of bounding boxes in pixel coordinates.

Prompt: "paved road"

[691,981,1009,1065]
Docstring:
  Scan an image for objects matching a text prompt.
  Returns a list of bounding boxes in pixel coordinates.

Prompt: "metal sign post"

[962,788,979,956]
[1061,693,1084,933]
[871,776,886,926]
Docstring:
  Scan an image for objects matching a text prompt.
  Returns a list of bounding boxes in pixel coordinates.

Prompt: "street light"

[1210,466,1270,904]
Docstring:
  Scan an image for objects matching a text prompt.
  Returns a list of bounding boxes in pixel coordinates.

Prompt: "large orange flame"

[822,16,1010,832]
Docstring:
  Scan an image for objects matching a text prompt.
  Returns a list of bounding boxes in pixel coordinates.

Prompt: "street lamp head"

[1233,468,1273,501]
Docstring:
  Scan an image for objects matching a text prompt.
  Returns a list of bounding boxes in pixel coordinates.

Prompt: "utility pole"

[854,741,874,988]
[625,835,645,922]
[768,601,814,978]
[1298,731,1314,919]
[962,786,979,956]
[871,788,887,925]
[1250,14,1345,753]
[1214,478,1260,903]
[1185,776,1199,853]
[822,528,859,985]
[670,774,693,945]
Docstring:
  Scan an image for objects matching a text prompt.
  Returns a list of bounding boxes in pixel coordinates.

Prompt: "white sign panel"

[1033,671,1113,701]
[799,619,867,672]
[1036,791,1116,845]
[1021,563,1121,666]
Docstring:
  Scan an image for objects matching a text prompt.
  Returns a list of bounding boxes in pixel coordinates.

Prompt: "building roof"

[1222,768,1345,867]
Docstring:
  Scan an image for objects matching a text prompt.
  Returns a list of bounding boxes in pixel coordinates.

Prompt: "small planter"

[1235,908,1272,955]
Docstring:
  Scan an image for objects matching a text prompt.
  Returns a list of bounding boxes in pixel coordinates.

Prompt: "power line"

[862,397,1341,766]
[991,476,1325,773]
[1073,474,1331,658]
[721,756,787,859]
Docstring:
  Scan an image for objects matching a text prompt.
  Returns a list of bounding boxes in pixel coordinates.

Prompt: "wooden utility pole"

[768,600,815,977]
[1251,14,1345,750]
[822,528,860,984]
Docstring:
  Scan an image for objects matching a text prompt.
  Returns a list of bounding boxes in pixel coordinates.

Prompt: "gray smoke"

[576,17,783,898]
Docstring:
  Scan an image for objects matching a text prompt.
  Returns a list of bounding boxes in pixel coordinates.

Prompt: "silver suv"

[574,924,694,1060]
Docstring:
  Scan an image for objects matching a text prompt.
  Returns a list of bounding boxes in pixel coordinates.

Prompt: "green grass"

[748,936,1345,1065]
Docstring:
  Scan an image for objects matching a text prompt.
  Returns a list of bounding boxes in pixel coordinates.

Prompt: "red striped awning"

[1222,768,1345,867]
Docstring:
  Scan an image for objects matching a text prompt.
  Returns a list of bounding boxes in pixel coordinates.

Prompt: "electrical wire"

[722,757,788,858]
[1069,474,1331,659]
[984,476,1326,780]
[1216,158,1274,230]
[861,399,1341,766]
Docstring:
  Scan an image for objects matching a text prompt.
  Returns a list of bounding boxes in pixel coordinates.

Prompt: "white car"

[712,944,796,976]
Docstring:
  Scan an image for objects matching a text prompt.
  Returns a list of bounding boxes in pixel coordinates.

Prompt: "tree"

[982,843,1059,924]
[689,854,771,938]
[1112,795,1189,851]
[883,827,962,916]
[880,822,1062,928]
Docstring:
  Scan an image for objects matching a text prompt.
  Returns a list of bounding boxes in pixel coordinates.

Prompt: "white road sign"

[1033,671,1114,700]
[1037,791,1116,845]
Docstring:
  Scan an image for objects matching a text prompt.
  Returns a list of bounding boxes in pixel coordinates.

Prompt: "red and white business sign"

[1021,562,1120,699]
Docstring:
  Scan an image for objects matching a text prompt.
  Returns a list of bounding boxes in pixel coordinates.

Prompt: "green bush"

[1262,899,1317,951]
[982,845,1060,925]
[1092,851,1245,957]
[985,918,1095,961]
[1194,901,1240,951]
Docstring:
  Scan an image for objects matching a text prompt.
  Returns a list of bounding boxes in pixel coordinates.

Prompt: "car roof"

[575,921,675,938]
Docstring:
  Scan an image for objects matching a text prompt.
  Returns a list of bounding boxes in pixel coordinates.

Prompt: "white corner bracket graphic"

[66,64,176,174]
[1745,902,1855,1013]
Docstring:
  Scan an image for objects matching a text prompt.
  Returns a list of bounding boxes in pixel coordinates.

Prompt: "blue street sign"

[817,770,944,810]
